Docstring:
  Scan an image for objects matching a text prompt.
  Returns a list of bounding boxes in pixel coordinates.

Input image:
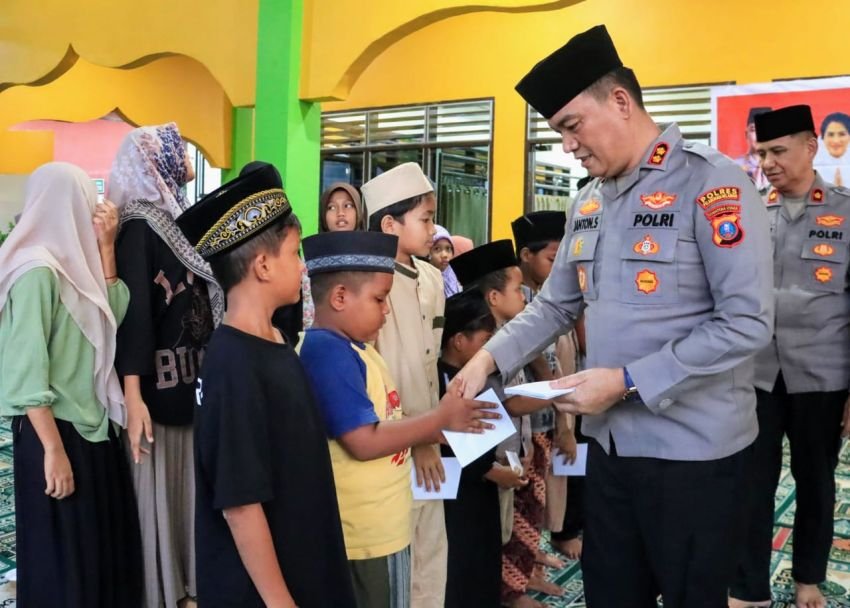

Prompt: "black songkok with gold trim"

[176,163,291,259]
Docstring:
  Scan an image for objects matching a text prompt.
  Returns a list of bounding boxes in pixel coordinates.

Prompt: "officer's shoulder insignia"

[832,185,850,198]
[696,186,741,209]
[648,142,669,165]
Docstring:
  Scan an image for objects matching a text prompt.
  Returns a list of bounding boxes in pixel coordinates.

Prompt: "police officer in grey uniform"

[730,105,850,608]
[455,24,774,607]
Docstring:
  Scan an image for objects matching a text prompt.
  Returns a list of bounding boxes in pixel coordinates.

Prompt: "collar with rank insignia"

[648,142,669,166]
[766,189,780,206]
[811,188,825,204]
[640,125,682,172]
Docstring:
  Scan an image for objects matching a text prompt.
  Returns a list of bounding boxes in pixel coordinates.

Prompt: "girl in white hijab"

[0,162,143,606]
[109,123,217,608]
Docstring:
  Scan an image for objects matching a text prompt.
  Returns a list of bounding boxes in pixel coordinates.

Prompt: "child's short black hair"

[309,271,376,306]
[208,213,301,294]
[441,313,496,349]
[368,193,429,232]
[441,292,497,349]
[477,268,512,296]
[516,240,556,258]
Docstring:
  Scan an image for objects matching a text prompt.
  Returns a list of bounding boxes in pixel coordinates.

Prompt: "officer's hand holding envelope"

[438,377,501,434]
[451,349,497,399]
[550,368,626,416]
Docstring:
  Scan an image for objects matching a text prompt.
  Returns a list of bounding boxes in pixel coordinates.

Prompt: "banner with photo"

[711,77,850,190]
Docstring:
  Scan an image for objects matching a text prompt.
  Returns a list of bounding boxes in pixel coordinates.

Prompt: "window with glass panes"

[321,100,493,245]
[525,85,714,213]
[185,142,222,205]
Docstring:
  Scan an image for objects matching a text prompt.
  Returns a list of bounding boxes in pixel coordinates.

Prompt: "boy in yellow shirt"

[298,230,497,608]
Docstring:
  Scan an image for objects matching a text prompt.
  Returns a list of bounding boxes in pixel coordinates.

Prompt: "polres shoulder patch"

[696,186,741,209]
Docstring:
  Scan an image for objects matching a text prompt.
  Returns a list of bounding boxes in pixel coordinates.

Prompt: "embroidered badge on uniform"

[696,186,741,209]
[816,215,845,227]
[387,390,401,412]
[814,266,833,283]
[767,189,780,204]
[633,234,660,255]
[579,199,601,215]
[640,191,677,210]
[572,237,585,256]
[577,265,588,292]
[812,243,835,257]
[648,143,669,165]
[705,204,745,248]
[635,269,659,294]
[812,189,825,203]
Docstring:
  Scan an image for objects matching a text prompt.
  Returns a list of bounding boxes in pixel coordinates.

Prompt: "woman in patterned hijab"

[108,123,216,608]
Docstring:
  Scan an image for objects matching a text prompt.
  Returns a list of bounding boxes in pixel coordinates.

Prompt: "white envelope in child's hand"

[442,388,516,468]
[411,457,461,500]
[551,443,588,476]
[503,381,576,400]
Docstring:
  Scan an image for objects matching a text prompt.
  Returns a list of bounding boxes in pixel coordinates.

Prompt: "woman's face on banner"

[824,121,850,159]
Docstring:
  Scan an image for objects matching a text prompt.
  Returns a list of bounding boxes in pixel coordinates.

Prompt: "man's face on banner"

[745,122,758,154]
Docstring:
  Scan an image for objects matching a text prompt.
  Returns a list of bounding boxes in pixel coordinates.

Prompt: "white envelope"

[442,388,516,468]
[551,443,589,476]
[504,381,576,400]
[411,457,461,500]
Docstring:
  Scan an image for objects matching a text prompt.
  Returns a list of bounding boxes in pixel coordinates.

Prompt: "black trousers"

[551,415,586,543]
[730,375,845,601]
[14,416,143,608]
[582,438,752,608]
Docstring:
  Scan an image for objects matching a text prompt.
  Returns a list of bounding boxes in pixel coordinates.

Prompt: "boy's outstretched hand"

[437,382,501,434]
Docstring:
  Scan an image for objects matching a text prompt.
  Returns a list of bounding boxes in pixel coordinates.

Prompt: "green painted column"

[254,0,321,236]
[222,106,255,183]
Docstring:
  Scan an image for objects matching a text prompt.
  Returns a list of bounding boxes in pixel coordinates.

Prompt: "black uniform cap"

[449,240,518,287]
[754,105,816,142]
[515,25,623,119]
[511,211,567,251]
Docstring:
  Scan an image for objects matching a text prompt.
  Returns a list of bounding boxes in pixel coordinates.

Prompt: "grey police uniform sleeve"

[484,230,584,382]
[627,165,775,412]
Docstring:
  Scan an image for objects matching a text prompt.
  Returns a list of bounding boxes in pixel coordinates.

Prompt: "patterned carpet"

[0,429,847,606]
[534,440,850,607]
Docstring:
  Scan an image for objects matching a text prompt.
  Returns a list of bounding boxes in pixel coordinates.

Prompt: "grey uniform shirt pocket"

[801,237,849,293]
[619,228,679,304]
[567,230,601,300]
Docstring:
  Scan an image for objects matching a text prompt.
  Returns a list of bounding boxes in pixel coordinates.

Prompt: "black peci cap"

[515,25,624,119]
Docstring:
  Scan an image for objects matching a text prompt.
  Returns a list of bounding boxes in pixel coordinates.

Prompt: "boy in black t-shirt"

[176,165,356,608]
